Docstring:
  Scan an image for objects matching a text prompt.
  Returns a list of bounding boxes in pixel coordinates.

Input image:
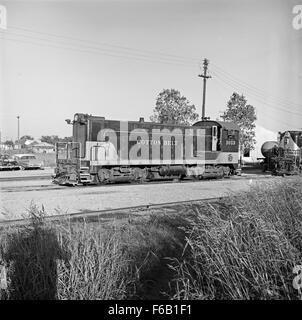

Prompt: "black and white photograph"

[0,0,302,307]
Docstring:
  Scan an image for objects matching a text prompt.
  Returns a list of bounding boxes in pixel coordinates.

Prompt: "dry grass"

[0,208,187,300]
[1,177,302,300]
[171,178,302,300]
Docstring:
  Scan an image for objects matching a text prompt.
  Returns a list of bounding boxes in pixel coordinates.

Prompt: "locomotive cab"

[193,120,240,174]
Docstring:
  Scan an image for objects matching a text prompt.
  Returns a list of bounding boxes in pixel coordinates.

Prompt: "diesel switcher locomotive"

[53,113,241,185]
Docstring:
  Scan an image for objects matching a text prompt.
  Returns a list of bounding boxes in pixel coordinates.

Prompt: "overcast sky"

[0,0,301,141]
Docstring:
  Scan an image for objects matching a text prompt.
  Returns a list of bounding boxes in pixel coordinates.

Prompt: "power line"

[211,70,302,117]
[212,72,302,122]
[211,68,302,114]
[212,75,299,129]
[9,25,201,64]
[2,27,200,67]
[2,24,301,113]
[211,63,302,110]
[0,34,199,68]
[3,32,301,123]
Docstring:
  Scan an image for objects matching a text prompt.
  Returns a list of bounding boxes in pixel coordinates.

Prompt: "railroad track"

[0,196,225,227]
[0,173,284,226]
[0,173,275,193]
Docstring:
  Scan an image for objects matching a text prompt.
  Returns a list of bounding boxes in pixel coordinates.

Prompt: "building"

[31,141,55,153]
[0,143,13,151]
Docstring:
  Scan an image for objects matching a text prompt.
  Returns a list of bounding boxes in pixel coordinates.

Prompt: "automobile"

[0,154,20,171]
[13,154,44,170]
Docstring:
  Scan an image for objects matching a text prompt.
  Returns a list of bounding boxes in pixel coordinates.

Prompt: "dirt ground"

[0,174,282,221]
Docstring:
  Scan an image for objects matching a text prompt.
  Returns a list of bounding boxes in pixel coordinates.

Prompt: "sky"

[0,0,301,145]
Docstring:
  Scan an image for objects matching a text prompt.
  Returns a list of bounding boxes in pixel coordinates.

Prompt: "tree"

[4,140,14,148]
[19,135,34,147]
[60,136,73,143]
[150,89,199,125]
[221,92,257,157]
[41,135,60,145]
[40,135,72,145]
[20,135,34,141]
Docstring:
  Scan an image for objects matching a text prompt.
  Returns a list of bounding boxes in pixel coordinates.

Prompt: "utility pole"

[17,115,20,144]
[198,58,211,121]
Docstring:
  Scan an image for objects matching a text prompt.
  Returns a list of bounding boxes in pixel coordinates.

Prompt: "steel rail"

[0,173,275,193]
[0,196,226,227]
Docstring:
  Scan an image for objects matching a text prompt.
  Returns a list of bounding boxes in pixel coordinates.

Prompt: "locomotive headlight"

[74,114,79,122]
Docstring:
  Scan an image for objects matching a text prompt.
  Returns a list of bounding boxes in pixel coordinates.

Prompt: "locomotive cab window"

[243,149,250,157]
[212,126,218,152]
[213,126,217,137]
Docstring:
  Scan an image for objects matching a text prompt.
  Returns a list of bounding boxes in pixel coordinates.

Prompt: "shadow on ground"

[1,223,69,300]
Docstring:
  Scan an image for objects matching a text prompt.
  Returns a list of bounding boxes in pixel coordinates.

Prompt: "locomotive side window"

[243,149,250,157]
[57,142,68,160]
[212,126,218,151]
[213,126,217,137]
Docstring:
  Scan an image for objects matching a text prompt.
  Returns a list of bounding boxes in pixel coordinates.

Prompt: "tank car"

[53,113,241,185]
[261,131,302,175]
[260,141,279,172]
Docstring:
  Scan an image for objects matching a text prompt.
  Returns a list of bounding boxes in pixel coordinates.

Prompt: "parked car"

[14,154,44,170]
[0,154,20,171]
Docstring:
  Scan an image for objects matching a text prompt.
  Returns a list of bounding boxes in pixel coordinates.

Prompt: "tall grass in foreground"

[0,208,187,300]
[58,214,188,299]
[1,178,302,300]
[172,178,302,300]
